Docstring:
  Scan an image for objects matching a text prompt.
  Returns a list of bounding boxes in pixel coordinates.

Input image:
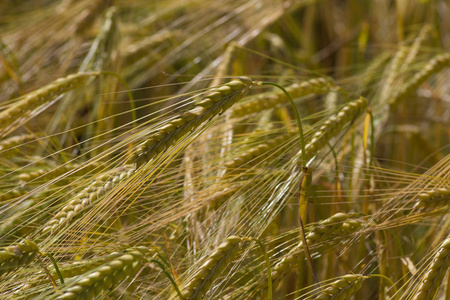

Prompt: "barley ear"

[55,247,148,300]
[412,236,450,300]
[129,78,253,168]
[314,274,368,300]
[414,186,450,210]
[180,236,242,300]
[0,240,41,277]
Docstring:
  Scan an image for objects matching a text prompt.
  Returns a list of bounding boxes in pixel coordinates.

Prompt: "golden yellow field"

[0,1,449,299]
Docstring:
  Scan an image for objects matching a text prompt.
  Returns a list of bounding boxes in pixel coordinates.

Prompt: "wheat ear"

[0,72,98,134]
[18,161,99,183]
[42,165,135,234]
[0,240,40,277]
[20,252,124,293]
[124,29,176,64]
[130,78,253,168]
[302,98,368,160]
[390,53,450,108]
[55,247,148,300]
[314,274,368,300]
[0,188,28,202]
[261,213,365,288]
[52,252,123,281]
[412,236,450,300]
[231,78,335,118]
[414,186,450,210]
[180,236,242,300]
[224,131,296,171]
[0,134,36,158]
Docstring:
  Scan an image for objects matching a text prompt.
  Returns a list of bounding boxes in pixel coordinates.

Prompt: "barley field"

[0,0,449,299]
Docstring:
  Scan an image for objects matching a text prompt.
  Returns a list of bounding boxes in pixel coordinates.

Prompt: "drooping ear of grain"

[18,161,99,184]
[129,78,253,168]
[20,252,125,293]
[313,274,368,300]
[0,188,28,203]
[0,134,36,158]
[42,165,135,234]
[0,72,98,136]
[231,78,336,118]
[411,236,450,300]
[301,98,368,163]
[224,131,297,172]
[180,236,242,300]
[260,213,366,289]
[0,240,40,277]
[390,53,450,109]
[54,247,148,300]
[414,186,450,210]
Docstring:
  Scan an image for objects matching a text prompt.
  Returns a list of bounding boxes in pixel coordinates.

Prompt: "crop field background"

[0,0,449,299]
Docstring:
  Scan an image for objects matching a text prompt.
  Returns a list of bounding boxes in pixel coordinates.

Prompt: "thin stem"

[298,167,320,287]
[369,274,399,300]
[150,258,182,299]
[36,255,58,290]
[46,253,65,285]
[327,141,340,213]
[261,82,306,165]
[260,81,319,287]
[244,237,272,300]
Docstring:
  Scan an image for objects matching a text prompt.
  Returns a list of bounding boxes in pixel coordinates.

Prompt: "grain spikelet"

[390,53,450,108]
[414,186,450,210]
[55,247,148,300]
[130,78,253,168]
[231,78,335,118]
[313,274,368,300]
[302,98,368,161]
[412,236,450,300]
[224,131,296,171]
[261,213,366,288]
[0,134,35,158]
[0,188,28,202]
[18,161,99,184]
[0,240,40,277]
[180,236,242,300]
[0,72,98,136]
[42,165,135,234]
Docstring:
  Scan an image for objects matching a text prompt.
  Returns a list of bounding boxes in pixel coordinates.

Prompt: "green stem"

[261,82,306,165]
[260,81,319,287]
[100,70,137,128]
[46,253,64,285]
[369,274,399,300]
[150,257,182,299]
